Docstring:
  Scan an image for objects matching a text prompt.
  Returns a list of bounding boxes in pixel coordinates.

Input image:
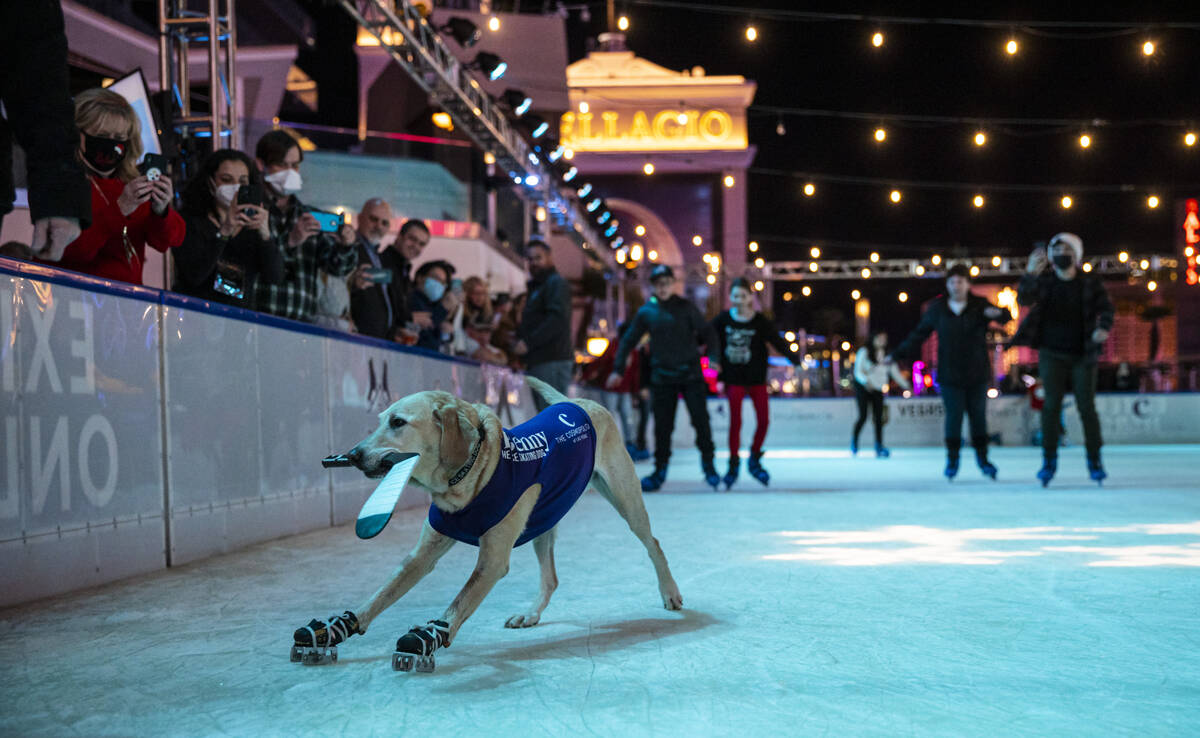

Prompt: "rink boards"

[3,259,1199,607]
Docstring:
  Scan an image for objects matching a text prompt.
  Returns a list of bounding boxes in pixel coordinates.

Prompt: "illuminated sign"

[560,108,747,152]
[1185,198,1199,286]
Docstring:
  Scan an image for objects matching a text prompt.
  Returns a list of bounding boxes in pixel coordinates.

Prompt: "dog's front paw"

[504,613,541,628]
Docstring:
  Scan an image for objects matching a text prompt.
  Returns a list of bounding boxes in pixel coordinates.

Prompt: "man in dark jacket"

[349,198,400,340]
[514,241,573,409]
[0,0,91,259]
[1011,232,1114,485]
[893,264,1012,480]
[608,264,722,492]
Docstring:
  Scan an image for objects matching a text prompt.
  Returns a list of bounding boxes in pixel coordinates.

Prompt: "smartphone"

[308,209,345,233]
[236,183,265,208]
[138,153,169,182]
[364,267,392,284]
[450,278,464,295]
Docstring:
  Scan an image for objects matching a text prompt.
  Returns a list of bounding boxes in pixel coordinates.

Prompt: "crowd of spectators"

[0,72,557,373]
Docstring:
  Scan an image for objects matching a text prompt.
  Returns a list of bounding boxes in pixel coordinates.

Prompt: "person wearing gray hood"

[1012,232,1114,486]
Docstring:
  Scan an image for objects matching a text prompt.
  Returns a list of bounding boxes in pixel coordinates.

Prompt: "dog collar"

[447,426,484,487]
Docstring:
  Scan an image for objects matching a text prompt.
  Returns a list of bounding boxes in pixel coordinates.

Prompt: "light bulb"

[642,162,654,175]
[1006,38,1018,55]
[748,241,759,252]
[974,131,987,146]
[1142,40,1155,56]
[801,285,812,297]
[872,32,884,47]
[1147,195,1160,209]
[874,128,887,142]
[810,246,821,258]
[488,16,500,32]
[869,252,880,262]
[618,15,629,31]
[1061,195,1073,209]
[723,174,735,188]
[634,224,646,236]
[973,194,985,208]
[898,292,908,303]
[776,119,786,136]
[579,101,589,114]
[1185,132,1197,147]
[851,289,861,300]
[1079,134,1091,148]
[745,25,757,42]
[803,182,815,196]
[889,190,901,203]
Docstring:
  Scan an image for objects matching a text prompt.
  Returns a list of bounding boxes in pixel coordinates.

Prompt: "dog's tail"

[525,375,569,407]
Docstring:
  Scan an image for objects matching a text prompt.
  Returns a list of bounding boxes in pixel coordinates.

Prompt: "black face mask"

[82,134,128,174]
[1051,252,1076,270]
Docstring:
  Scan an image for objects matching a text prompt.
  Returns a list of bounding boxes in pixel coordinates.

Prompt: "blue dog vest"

[428,403,597,547]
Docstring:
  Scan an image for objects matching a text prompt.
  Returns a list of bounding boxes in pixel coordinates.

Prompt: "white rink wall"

[1,259,536,607]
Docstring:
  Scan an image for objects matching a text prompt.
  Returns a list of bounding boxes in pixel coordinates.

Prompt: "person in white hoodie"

[851,331,911,457]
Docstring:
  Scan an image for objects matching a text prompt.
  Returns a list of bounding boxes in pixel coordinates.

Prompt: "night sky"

[566,1,1200,263]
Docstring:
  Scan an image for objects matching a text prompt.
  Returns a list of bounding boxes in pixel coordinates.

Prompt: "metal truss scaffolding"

[157,0,239,150]
[763,254,1178,281]
[336,0,603,251]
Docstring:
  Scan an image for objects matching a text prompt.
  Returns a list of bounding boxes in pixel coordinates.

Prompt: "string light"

[677,111,689,125]
[861,268,872,279]
[803,182,816,196]
[871,31,884,47]
[931,254,942,266]
[1082,262,1093,272]
[974,131,987,146]
[648,249,658,261]
[754,257,766,268]
[809,262,818,272]
[1079,133,1092,148]
[874,127,887,142]
[1142,40,1155,56]
[562,148,575,160]
[889,190,902,203]
[618,15,630,31]
[1186,132,1197,147]
[801,285,812,296]
[991,255,1002,267]
[851,289,861,300]
[1147,195,1160,209]
[969,265,980,277]
[973,194,985,208]
[915,265,926,275]
[488,16,500,32]
[1118,251,1129,263]
[869,252,880,262]
[724,174,736,188]
[748,240,759,252]
[693,235,703,246]
[754,280,764,291]
[635,224,646,236]
[1005,38,1019,55]
[579,101,589,114]
[1147,280,1158,291]
[643,162,655,175]
[1139,258,1150,269]
[783,293,793,302]
[706,274,716,285]
[1060,195,1073,209]
[745,25,758,42]
[898,292,908,302]
[776,117,786,136]
[810,246,821,258]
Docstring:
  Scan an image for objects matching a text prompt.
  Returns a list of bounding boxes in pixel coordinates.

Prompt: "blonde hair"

[74,88,143,182]
[462,276,493,324]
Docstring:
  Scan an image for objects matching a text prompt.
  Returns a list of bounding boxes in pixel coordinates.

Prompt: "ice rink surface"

[2,444,1198,737]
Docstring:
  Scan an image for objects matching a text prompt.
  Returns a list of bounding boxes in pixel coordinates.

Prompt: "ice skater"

[710,278,801,488]
[1011,232,1114,485]
[607,264,722,491]
[292,377,682,672]
[851,332,911,457]
[891,264,1013,480]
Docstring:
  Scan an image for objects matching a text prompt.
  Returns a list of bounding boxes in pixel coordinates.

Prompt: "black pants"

[941,382,989,449]
[852,381,884,446]
[1039,349,1102,460]
[634,391,650,449]
[651,381,715,468]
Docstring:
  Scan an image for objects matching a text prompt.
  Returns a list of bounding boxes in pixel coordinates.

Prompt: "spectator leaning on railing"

[174,148,281,307]
[252,130,356,323]
[1,0,91,260]
[349,197,403,340]
[55,89,185,285]
[408,260,453,352]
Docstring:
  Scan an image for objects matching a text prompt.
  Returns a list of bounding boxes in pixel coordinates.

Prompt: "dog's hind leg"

[590,465,683,610]
[504,527,558,628]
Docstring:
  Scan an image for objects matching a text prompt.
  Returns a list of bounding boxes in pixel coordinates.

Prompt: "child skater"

[710,277,801,489]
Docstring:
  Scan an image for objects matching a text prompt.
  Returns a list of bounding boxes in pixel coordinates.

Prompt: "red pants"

[727,384,769,455]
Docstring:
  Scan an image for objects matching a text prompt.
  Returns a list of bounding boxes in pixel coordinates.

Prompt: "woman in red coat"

[55,88,184,284]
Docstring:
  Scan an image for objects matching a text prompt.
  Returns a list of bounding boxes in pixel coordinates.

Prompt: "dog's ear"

[432,400,476,479]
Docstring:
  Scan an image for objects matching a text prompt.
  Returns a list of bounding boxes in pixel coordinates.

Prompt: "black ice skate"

[1087,456,1107,486]
[875,444,890,459]
[1037,457,1057,487]
[747,451,770,486]
[291,610,361,665]
[701,458,721,490]
[944,439,960,481]
[723,454,739,490]
[393,620,450,673]
[975,448,997,481]
[641,466,667,492]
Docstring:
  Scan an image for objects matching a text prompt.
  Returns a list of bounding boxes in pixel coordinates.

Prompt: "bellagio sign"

[559,107,747,152]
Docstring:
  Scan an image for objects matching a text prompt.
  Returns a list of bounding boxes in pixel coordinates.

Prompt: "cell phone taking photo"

[364,267,393,284]
[308,209,345,233]
[138,153,169,182]
[237,183,265,208]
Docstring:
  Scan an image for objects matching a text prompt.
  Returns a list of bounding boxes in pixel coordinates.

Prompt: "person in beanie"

[608,264,721,491]
[892,264,1012,480]
[1012,232,1114,486]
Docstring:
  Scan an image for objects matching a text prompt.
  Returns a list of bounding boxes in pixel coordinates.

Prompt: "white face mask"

[214,183,240,207]
[264,168,302,195]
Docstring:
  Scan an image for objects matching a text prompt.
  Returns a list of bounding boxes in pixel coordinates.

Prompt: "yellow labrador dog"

[293,376,682,671]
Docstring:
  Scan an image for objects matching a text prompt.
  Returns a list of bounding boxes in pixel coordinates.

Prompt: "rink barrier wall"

[1,259,536,607]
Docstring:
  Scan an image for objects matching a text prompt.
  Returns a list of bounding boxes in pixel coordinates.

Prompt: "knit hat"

[1048,232,1083,262]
